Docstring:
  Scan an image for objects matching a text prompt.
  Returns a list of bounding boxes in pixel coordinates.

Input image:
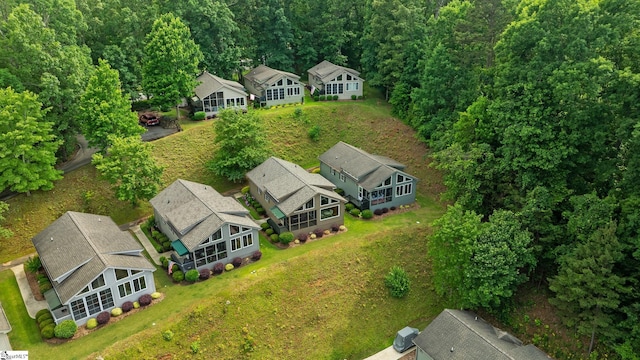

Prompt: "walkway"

[130,225,172,266]
[10,265,47,319]
[0,301,12,351]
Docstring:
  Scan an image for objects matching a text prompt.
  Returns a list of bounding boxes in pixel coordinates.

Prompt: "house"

[150,179,260,272]
[31,212,156,326]
[243,65,304,107]
[246,157,346,237]
[193,71,247,117]
[307,60,364,99]
[318,142,417,211]
[413,309,552,360]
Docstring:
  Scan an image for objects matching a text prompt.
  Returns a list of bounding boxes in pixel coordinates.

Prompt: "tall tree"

[0,88,62,195]
[78,59,144,152]
[142,13,202,113]
[207,110,270,182]
[254,0,294,71]
[0,201,13,239]
[92,135,163,206]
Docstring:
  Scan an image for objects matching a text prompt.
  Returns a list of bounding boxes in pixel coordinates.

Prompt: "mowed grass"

[0,99,442,263]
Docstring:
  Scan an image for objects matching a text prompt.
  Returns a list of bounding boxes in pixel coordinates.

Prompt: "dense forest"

[1,0,639,358]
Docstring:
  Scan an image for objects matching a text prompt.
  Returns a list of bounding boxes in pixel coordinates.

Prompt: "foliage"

[162,329,174,341]
[199,269,210,280]
[193,111,206,121]
[265,228,274,236]
[151,292,161,299]
[0,201,13,238]
[349,208,361,217]
[308,124,321,141]
[96,311,110,325]
[172,270,185,282]
[35,309,50,320]
[270,234,279,242]
[212,263,224,275]
[207,110,270,182]
[313,229,324,238]
[279,232,294,245]
[251,251,262,261]
[54,320,77,339]
[260,222,270,230]
[345,203,355,211]
[39,319,54,330]
[24,256,41,274]
[92,135,164,206]
[133,302,140,309]
[142,13,202,112]
[384,266,410,298]
[225,263,234,271]
[78,59,144,152]
[111,308,123,317]
[0,88,62,195]
[41,325,55,339]
[361,210,373,219]
[185,269,199,282]
[298,233,308,242]
[86,318,98,330]
[232,257,243,267]
[241,186,250,194]
[139,294,153,306]
[121,301,134,313]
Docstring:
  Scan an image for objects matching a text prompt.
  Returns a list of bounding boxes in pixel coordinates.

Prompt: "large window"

[231,233,254,251]
[325,83,344,95]
[70,289,114,321]
[371,188,392,205]
[320,196,339,206]
[86,293,101,316]
[115,269,129,280]
[195,241,228,267]
[118,276,147,299]
[288,210,317,231]
[71,299,87,320]
[202,229,222,245]
[100,289,114,309]
[203,91,224,112]
[346,82,359,91]
[395,183,412,197]
[320,205,339,220]
[91,275,105,289]
[296,198,314,212]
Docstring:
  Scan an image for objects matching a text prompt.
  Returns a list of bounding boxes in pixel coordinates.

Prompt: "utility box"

[393,326,419,353]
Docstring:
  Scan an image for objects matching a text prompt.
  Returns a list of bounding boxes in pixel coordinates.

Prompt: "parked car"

[139,112,160,126]
[393,326,419,353]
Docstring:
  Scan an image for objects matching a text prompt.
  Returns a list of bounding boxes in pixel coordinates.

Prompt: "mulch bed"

[25,268,45,301]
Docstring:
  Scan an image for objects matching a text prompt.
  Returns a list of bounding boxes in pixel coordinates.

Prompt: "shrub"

[159,256,167,264]
[294,107,303,118]
[256,207,265,215]
[139,294,153,307]
[212,262,224,275]
[351,94,357,100]
[162,241,172,252]
[225,263,234,271]
[309,233,316,240]
[319,95,326,101]
[265,228,274,236]
[162,329,174,341]
[37,312,52,324]
[199,269,211,280]
[97,311,110,325]
[121,301,134,313]
[339,225,346,231]
[232,257,243,267]
[39,282,52,293]
[251,250,262,261]
[382,207,389,214]
[39,318,54,329]
[390,206,396,211]
[362,209,373,219]
[313,96,319,101]
[133,301,140,309]
[345,203,355,211]
[333,95,339,101]
[357,95,364,100]
[385,266,411,298]
[350,208,361,217]
[54,320,77,339]
[193,111,206,121]
[241,186,250,194]
[162,258,169,269]
[308,125,321,141]
[270,234,279,242]
[151,292,161,299]
[111,308,123,317]
[298,233,308,242]
[335,188,345,195]
[172,270,185,282]
[374,208,383,216]
[279,232,294,245]
[313,229,324,238]
[36,308,50,319]
[260,222,270,230]
[185,269,199,282]
[86,318,98,329]
[25,256,42,273]
[171,264,179,273]
[41,325,55,339]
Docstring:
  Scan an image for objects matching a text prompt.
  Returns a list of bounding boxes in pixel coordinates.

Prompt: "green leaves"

[384,266,410,298]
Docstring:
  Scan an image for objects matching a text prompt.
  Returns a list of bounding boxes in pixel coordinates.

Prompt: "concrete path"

[10,265,47,319]
[130,225,171,266]
[0,301,12,351]
[363,346,414,360]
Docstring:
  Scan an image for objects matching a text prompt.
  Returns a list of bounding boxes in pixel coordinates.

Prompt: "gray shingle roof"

[31,212,155,304]
[246,157,345,215]
[244,65,300,92]
[194,71,246,100]
[307,60,363,83]
[318,142,416,190]
[413,309,552,360]
[150,179,259,250]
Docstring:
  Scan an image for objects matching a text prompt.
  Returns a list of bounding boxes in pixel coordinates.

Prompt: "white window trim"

[320,205,340,221]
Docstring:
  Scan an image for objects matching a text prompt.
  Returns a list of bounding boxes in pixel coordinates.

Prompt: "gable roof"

[150,179,259,250]
[413,309,552,360]
[307,60,363,83]
[318,142,416,190]
[246,157,345,214]
[244,65,300,92]
[194,71,246,100]
[32,212,155,304]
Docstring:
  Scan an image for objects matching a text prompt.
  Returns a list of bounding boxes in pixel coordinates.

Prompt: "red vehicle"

[138,112,160,126]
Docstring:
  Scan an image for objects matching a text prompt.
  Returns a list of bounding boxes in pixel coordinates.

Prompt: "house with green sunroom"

[319,142,418,212]
[31,212,156,326]
[150,179,260,272]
